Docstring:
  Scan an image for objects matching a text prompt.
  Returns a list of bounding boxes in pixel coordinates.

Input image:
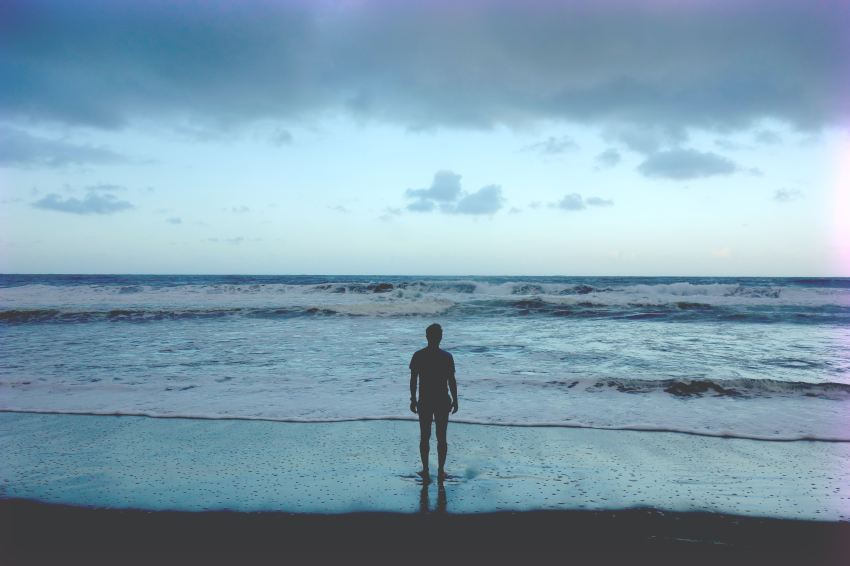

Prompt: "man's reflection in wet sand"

[419,482,447,513]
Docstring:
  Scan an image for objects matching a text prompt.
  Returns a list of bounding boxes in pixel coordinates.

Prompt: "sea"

[1,274,849,442]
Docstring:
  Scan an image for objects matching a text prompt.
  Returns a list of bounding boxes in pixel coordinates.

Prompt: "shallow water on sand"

[1,413,848,520]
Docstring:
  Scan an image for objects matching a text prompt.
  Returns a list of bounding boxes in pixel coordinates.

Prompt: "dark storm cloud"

[1,0,846,133]
[0,127,125,167]
[32,191,135,214]
[637,149,738,179]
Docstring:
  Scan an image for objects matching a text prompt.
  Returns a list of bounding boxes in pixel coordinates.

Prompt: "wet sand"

[2,412,848,518]
[1,412,848,564]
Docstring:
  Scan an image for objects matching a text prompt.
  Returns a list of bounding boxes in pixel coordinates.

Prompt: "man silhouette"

[409,323,458,483]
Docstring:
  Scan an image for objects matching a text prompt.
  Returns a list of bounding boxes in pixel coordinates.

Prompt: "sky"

[1,0,848,276]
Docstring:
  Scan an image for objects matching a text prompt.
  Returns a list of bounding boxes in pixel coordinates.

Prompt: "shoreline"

[2,412,848,520]
[2,408,848,443]
[3,498,849,565]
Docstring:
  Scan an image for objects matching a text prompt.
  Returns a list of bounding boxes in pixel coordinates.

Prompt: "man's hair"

[426,323,442,343]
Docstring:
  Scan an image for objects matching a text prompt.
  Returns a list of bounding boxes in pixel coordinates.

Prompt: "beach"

[4,0,848,561]
[2,412,849,564]
[2,275,849,563]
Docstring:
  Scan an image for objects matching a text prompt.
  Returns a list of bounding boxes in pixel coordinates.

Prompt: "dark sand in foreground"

[2,498,849,565]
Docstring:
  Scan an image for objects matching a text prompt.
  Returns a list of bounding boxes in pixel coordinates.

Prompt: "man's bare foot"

[437,469,447,482]
[416,469,431,483]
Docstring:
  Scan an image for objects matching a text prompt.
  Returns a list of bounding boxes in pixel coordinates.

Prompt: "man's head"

[425,323,442,347]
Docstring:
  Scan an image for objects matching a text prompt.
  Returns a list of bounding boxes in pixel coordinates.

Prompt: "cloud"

[32,191,135,214]
[714,138,746,151]
[774,189,802,202]
[406,199,436,213]
[450,185,504,215]
[754,129,782,145]
[524,136,578,155]
[554,193,586,211]
[166,217,182,224]
[403,171,504,215]
[271,129,293,145]
[378,206,403,221]
[604,125,689,155]
[595,148,621,168]
[405,171,462,202]
[231,205,250,213]
[86,183,125,192]
[328,205,349,213]
[208,237,245,245]
[0,127,125,167]
[1,1,844,134]
[551,194,614,211]
[637,149,738,179]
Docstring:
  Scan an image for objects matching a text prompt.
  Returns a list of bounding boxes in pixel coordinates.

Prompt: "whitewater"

[1,275,849,441]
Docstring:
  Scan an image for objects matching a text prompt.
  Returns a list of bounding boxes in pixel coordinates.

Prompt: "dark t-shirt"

[409,346,455,404]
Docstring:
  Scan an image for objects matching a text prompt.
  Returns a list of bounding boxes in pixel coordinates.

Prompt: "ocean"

[1,275,849,441]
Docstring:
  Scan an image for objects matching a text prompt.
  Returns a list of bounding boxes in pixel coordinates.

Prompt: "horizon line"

[1,273,848,279]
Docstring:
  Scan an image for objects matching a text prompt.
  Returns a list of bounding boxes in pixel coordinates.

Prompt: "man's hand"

[410,400,418,414]
[451,399,459,414]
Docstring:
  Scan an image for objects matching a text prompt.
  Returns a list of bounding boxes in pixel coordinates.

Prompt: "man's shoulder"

[412,347,453,359]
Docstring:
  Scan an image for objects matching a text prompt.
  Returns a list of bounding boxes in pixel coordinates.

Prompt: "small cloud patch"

[774,189,802,202]
[271,129,293,146]
[406,171,462,202]
[406,199,436,213]
[637,149,738,180]
[554,193,586,211]
[0,127,127,168]
[32,192,134,215]
[524,136,579,156]
[754,130,782,145]
[595,148,621,168]
[585,196,614,207]
[550,194,614,211]
[451,185,504,215]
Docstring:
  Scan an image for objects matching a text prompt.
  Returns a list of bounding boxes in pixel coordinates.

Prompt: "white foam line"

[2,408,847,443]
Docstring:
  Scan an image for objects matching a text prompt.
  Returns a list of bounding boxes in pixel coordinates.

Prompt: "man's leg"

[417,401,433,474]
[435,406,449,476]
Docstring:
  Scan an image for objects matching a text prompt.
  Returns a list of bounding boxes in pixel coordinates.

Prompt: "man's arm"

[448,358,458,414]
[409,369,418,413]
